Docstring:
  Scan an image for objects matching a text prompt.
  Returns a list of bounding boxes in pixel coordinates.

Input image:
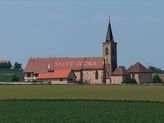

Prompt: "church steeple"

[103,16,117,76]
[106,17,114,42]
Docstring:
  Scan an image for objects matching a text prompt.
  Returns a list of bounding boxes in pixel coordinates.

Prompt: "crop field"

[0,85,164,102]
[0,100,164,123]
[0,85,164,123]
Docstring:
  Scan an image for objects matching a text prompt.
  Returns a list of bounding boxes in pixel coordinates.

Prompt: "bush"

[153,74,162,83]
[124,78,137,84]
[11,75,19,82]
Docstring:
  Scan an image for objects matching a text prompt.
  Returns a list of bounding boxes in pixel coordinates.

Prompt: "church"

[24,18,152,84]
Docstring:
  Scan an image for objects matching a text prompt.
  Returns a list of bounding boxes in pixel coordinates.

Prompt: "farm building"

[24,18,152,84]
[128,62,152,83]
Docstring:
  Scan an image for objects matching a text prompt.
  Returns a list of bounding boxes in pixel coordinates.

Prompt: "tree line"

[0,61,22,70]
[148,66,164,74]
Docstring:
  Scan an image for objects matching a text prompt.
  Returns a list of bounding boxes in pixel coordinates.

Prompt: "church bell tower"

[103,17,117,75]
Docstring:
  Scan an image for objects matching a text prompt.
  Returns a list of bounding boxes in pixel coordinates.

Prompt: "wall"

[139,73,152,83]
[130,73,152,84]
[74,71,81,81]
[82,70,103,84]
[24,73,37,82]
[111,76,123,84]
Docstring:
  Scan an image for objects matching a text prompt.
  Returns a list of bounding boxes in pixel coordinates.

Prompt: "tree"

[11,75,19,82]
[0,61,12,69]
[13,62,22,70]
[148,66,164,74]
[153,74,162,83]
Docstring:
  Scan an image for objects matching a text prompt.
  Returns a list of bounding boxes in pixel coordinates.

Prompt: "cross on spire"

[106,16,114,42]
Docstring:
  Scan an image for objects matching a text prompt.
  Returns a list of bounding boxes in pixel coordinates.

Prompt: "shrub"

[11,75,19,82]
[153,74,162,83]
[124,78,137,84]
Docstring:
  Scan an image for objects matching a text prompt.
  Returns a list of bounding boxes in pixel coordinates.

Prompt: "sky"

[0,0,164,68]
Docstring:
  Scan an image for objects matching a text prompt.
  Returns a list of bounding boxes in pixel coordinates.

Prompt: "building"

[127,62,152,83]
[24,18,117,84]
[24,57,105,84]
[24,18,152,84]
[37,69,76,84]
[110,66,129,84]
[159,76,164,83]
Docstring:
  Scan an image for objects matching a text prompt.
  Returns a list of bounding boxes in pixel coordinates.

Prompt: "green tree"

[153,74,162,83]
[0,61,12,69]
[13,62,22,70]
[11,75,19,82]
[149,66,163,74]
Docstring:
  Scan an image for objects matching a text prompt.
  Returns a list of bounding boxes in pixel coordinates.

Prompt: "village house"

[24,18,152,84]
[37,69,76,84]
[128,62,152,83]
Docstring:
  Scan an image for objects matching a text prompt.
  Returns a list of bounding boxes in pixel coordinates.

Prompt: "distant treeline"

[148,66,164,74]
[0,61,12,69]
[0,61,22,70]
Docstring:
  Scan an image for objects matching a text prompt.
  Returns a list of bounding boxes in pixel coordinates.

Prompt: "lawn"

[0,85,164,102]
[0,100,163,123]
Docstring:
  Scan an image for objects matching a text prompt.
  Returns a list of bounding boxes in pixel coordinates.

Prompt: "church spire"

[106,16,114,42]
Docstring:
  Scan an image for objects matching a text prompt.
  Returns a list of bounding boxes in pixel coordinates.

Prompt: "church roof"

[112,66,129,76]
[24,57,104,73]
[106,17,114,42]
[127,62,151,73]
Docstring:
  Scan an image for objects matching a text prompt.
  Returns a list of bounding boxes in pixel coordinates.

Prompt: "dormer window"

[48,64,51,69]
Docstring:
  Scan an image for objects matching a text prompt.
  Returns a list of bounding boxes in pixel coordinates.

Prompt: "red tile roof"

[24,57,104,73]
[112,66,129,76]
[37,69,72,79]
[128,62,151,73]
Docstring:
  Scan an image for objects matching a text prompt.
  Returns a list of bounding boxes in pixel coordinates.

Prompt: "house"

[128,62,152,84]
[110,66,129,84]
[37,69,76,84]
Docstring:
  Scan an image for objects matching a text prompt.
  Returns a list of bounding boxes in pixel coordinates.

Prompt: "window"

[105,47,109,55]
[27,73,31,77]
[95,71,99,79]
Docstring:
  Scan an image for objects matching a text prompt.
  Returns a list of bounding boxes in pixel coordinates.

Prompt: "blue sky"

[0,0,164,68]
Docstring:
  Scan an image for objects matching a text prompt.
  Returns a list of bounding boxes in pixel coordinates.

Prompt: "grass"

[0,85,164,122]
[0,100,163,123]
[0,85,164,102]
[0,69,23,81]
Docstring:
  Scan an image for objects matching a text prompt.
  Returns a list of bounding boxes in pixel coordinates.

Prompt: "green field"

[0,100,163,123]
[0,85,164,123]
[0,69,23,82]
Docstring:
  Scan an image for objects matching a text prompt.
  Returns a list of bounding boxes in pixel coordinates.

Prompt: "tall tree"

[13,62,22,70]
